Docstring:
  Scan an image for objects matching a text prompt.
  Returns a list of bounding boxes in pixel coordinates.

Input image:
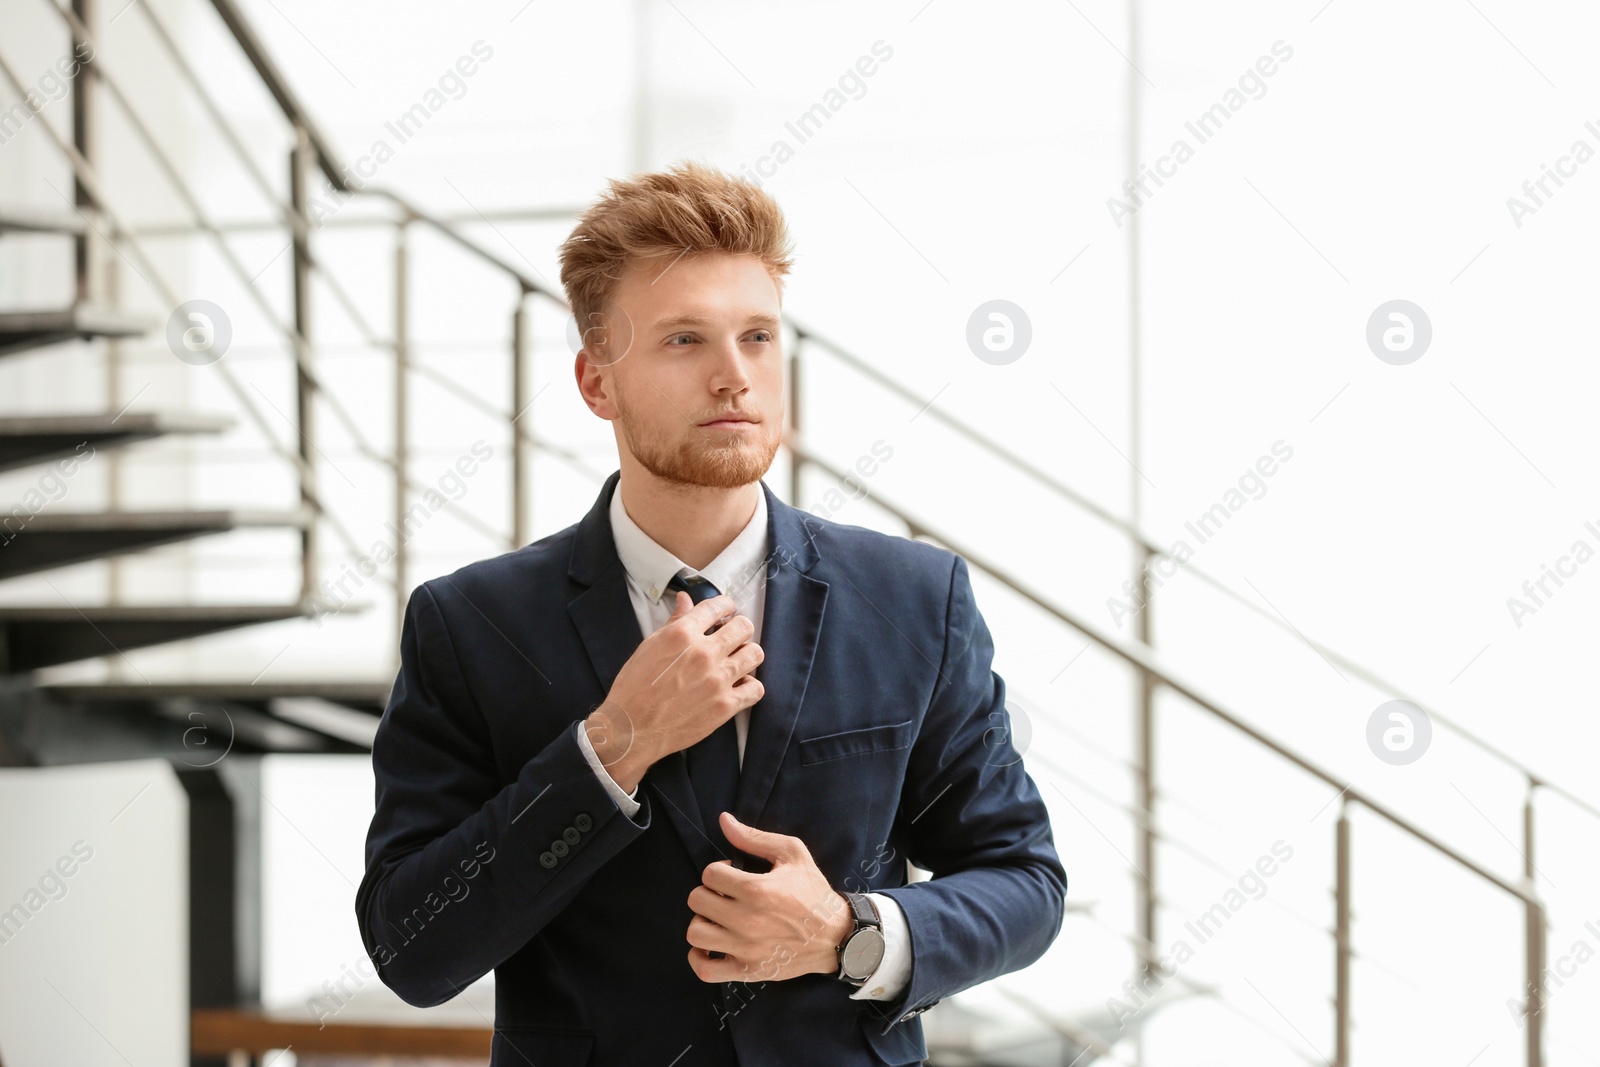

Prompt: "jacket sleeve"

[354,580,652,1007]
[870,554,1068,1036]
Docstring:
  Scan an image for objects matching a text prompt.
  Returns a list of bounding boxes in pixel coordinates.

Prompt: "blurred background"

[1,0,1598,1064]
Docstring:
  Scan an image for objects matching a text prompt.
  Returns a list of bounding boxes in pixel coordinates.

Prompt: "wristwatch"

[834,892,885,986]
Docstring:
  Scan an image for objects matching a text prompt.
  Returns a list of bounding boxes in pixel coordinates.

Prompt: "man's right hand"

[584,591,765,793]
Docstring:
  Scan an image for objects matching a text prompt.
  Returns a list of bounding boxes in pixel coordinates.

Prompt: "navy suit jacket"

[356,469,1066,1066]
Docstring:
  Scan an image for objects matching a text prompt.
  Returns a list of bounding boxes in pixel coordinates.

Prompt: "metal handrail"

[1031,710,1472,1004]
[21,1,506,593]
[788,436,1536,902]
[202,0,345,191]
[50,0,568,560]
[792,324,1600,828]
[47,0,614,628]
[362,188,557,299]
[792,323,1154,548]
[786,434,1551,1062]
[100,205,587,238]
[199,0,558,298]
[0,51,316,508]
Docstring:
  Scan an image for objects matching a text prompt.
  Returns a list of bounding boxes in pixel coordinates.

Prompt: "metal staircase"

[0,304,149,357]
[0,603,315,673]
[0,412,229,473]
[0,508,310,581]
[0,206,374,757]
[1,0,1596,1064]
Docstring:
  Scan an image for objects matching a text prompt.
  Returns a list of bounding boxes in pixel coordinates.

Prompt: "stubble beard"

[614,379,781,490]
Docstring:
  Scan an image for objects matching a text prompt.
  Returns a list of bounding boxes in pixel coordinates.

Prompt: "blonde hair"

[558,160,795,357]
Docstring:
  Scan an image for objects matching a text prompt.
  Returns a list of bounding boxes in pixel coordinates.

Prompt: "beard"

[613,379,782,490]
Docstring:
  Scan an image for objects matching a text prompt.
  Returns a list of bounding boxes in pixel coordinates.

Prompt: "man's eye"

[667,334,694,345]
[749,331,772,343]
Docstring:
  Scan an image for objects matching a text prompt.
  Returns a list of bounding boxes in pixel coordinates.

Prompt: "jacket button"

[563,827,582,846]
[550,839,569,858]
[574,813,593,832]
[539,851,557,869]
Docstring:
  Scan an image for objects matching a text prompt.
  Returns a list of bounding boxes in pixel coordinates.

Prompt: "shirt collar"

[609,479,769,604]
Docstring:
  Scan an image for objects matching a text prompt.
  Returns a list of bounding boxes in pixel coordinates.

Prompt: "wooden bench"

[191,1007,492,1060]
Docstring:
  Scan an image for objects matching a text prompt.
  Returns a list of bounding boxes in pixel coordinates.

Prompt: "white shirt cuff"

[848,892,912,1001]
[575,718,641,818]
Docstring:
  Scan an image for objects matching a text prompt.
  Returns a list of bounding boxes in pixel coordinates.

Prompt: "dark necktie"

[667,571,745,870]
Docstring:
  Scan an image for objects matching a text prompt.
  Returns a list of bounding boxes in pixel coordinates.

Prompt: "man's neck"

[617,472,760,572]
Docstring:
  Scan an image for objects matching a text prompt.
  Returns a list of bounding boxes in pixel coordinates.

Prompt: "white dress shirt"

[574,480,912,1001]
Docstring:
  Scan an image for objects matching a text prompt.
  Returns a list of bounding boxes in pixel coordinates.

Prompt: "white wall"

[0,760,187,1067]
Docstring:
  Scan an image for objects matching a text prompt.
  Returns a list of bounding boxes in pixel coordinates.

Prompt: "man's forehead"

[611,253,781,317]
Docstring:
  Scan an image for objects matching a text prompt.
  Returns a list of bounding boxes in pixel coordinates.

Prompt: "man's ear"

[574,352,618,421]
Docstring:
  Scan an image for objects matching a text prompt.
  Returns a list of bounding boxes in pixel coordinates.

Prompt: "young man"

[356,161,1066,1066]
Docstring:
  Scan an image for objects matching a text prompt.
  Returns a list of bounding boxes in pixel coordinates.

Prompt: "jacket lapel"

[565,471,827,874]
[731,481,826,867]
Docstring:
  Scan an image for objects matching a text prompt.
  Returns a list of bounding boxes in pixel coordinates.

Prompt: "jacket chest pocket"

[797,717,915,766]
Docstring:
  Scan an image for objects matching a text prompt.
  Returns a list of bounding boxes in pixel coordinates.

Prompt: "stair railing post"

[106,233,126,604]
[71,0,97,305]
[1334,799,1352,1067]
[71,0,126,602]
[393,216,411,661]
[1524,780,1544,1067]
[512,296,529,547]
[290,126,317,603]
[1134,542,1157,1000]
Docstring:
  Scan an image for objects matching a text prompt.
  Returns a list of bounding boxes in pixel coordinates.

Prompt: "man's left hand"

[686,811,854,984]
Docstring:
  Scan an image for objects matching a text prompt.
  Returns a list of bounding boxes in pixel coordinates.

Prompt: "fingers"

[687,944,745,979]
[685,913,734,955]
[722,816,800,866]
[700,858,755,896]
[666,591,734,642]
[712,612,757,654]
[687,882,736,922]
[728,639,764,679]
[669,589,735,627]
[731,673,765,709]
[679,595,758,653]
[685,593,739,631]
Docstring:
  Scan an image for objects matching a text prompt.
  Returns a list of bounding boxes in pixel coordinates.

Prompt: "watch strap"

[836,892,885,985]
[847,891,881,929]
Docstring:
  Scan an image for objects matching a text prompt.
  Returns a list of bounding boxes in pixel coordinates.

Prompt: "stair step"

[0,205,88,235]
[42,680,392,715]
[0,306,154,358]
[0,603,317,673]
[0,412,233,474]
[0,509,309,581]
[269,695,382,747]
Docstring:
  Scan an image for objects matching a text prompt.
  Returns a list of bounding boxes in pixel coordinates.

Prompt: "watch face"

[841,927,886,979]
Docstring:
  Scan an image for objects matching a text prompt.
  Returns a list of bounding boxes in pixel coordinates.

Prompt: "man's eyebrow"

[651,313,781,331]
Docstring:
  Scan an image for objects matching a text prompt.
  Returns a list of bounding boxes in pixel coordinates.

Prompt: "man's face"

[579,251,785,490]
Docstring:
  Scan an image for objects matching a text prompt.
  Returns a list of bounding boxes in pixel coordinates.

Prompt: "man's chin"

[647,444,778,490]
